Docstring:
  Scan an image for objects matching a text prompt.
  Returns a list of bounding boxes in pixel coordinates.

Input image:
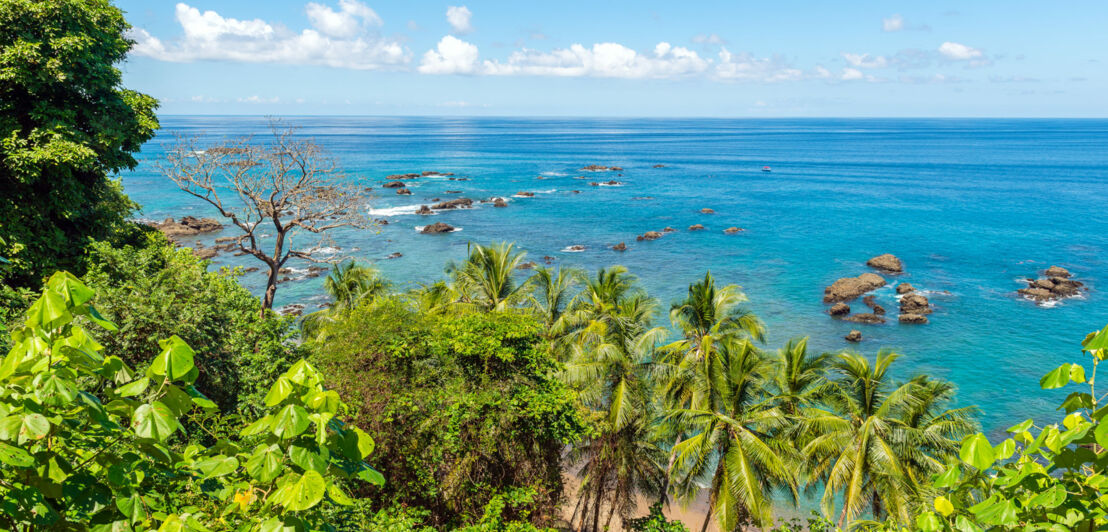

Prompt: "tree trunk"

[261,263,279,314]
[591,475,605,532]
[603,495,618,531]
[659,433,682,506]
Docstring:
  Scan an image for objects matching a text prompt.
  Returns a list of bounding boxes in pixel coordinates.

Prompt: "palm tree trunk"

[591,479,604,532]
[603,499,618,531]
[659,433,682,506]
[700,490,715,532]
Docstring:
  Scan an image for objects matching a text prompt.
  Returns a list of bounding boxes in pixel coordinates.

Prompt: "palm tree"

[561,266,669,531]
[448,241,528,312]
[802,350,939,527]
[654,272,766,506]
[769,337,833,417]
[301,261,388,340]
[897,375,979,487]
[666,337,795,531]
[525,265,582,336]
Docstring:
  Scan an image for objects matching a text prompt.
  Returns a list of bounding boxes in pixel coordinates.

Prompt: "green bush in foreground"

[916,324,1108,531]
[81,234,301,415]
[0,271,380,530]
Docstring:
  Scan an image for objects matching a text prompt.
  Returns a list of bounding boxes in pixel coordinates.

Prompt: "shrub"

[312,301,588,528]
[917,323,1108,531]
[80,233,300,414]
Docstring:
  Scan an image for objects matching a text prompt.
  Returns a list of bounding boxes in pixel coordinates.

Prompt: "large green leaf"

[26,290,70,328]
[960,433,996,470]
[270,470,326,512]
[115,377,149,398]
[289,445,327,473]
[264,376,294,407]
[36,371,78,406]
[147,336,196,382]
[0,413,51,444]
[246,444,284,483]
[116,493,147,525]
[1096,418,1108,449]
[46,271,95,307]
[0,442,34,467]
[132,402,181,442]
[1040,364,1072,389]
[271,405,310,439]
[194,455,238,478]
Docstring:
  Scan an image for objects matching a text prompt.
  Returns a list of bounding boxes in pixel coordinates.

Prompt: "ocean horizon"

[123,116,1108,436]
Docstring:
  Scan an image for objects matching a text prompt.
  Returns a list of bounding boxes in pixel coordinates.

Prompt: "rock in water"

[829,303,850,316]
[896,283,914,294]
[385,252,402,259]
[1044,265,1071,278]
[420,222,455,234]
[151,216,223,239]
[662,227,678,233]
[396,188,412,195]
[700,208,715,214]
[612,242,627,251]
[415,205,433,215]
[382,181,405,188]
[431,198,473,210]
[900,293,933,315]
[493,198,508,207]
[823,273,887,303]
[636,231,663,241]
[845,330,862,342]
[723,227,744,234]
[899,313,929,324]
[688,224,705,231]
[843,313,886,324]
[866,253,904,273]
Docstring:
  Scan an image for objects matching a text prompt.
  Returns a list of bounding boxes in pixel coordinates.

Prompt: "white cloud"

[129,2,408,70]
[305,0,381,38]
[418,35,479,74]
[480,41,709,79]
[692,33,727,45]
[840,68,864,80]
[882,14,904,32]
[842,52,888,69]
[446,6,473,34]
[938,41,982,60]
[238,95,281,104]
[714,48,803,82]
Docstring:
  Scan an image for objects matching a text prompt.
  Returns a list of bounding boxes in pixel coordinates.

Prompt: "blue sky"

[117,1,1107,117]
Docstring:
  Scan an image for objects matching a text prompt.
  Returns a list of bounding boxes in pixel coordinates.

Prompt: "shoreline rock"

[823,273,887,303]
[150,216,223,239]
[700,208,715,214]
[1017,265,1085,304]
[420,222,456,234]
[612,242,627,251]
[581,165,623,171]
[415,205,433,215]
[843,313,886,324]
[896,283,914,294]
[829,303,850,316]
[723,227,744,234]
[899,313,929,324]
[382,181,405,188]
[396,188,412,195]
[432,198,473,210]
[636,231,663,241]
[866,253,904,273]
[845,330,862,342]
[688,224,705,231]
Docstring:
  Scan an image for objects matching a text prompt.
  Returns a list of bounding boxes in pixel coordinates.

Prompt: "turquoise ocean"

[123,116,1108,436]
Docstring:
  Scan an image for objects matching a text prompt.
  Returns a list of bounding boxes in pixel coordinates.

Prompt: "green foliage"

[0,271,379,530]
[917,324,1108,531]
[311,299,588,529]
[625,503,690,532]
[0,0,159,286]
[80,234,301,415]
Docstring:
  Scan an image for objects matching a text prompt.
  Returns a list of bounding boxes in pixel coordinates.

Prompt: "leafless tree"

[160,120,371,313]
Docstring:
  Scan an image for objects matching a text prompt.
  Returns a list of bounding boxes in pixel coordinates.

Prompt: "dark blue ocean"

[123,116,1108,435]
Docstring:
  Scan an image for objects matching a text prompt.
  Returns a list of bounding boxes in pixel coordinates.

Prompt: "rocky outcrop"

[542,255,556,264]
[420,222,456,234]
[1017,266,1085,304]
[653,164,666,168]
[899,314,929,324]
[823,273,887,303]
[843,313,886,324]
[565,245,586,252]
[662,227,677,233]
[636,231,663,241]
[192,246,217,260]
[150,216,223,239]
[829,303,850,316]
[385,252,402,259]
[688,224,705,231]
[517,261,537,270]
[445,190,462,194]
[415,205,433,215]
[899,293,932,315]
[896,283,914,294]
[432,198,473,210]
[396,188,412,195]
[382,181,405,188]
[278,304,305,316]
[612,242,627,251]
[493,198,508,208]
[700,208,715,214]
[723,227,744,234]
[866,254,904,273]
[845,330,862,342]
[581,165,622,171]
[516,191,535,197]
[448,177,470,181]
